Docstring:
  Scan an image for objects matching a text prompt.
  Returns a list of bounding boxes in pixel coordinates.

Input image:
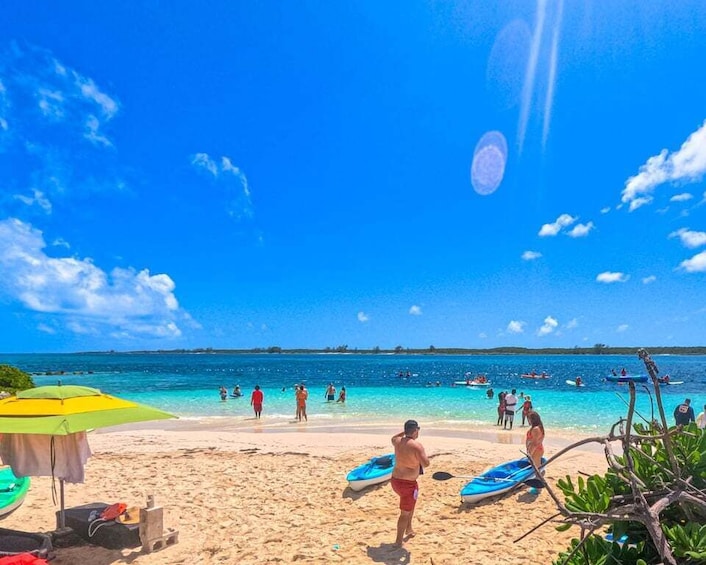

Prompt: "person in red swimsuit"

[526,411,545,470]
[390,420,430,547]
[250,385,264,418]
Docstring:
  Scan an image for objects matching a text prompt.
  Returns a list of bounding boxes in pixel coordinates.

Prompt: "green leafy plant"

[0,364,35,395]
[532,349,706,565]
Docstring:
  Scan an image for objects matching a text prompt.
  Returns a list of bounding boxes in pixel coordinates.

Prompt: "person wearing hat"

[390,419,429,547]
[521,395,533,427]
[674,398,695,427]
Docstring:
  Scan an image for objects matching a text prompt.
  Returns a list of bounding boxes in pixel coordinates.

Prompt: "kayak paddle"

[432,471,545,489]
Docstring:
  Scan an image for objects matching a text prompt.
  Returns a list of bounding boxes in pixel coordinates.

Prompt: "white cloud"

[507,320,525,334]
[409,305,422,316]
[670,193,693,202]
[642,275,656,284]
[600,207,611,214]
[478,332,487,339]
[679,250,706,273]
[357,311,369,322]
[567,221,594,238]
[538,213,576,236]
[616,324,629,333]
[14,188,52,213]
[522,250,542,261]
[669,228,706,249]
[622,120,706,210]
[37,322,56,334]
[191,153,218,177]
[537,315,558,336]
[627,196,653,211]
[596,271,629,283]
[191,153,254,220]
[0,218,189,338]
[565,318,578,329]
[1,44,123,202]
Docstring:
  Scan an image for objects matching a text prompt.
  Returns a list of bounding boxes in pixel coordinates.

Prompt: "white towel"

[0,432,92,484]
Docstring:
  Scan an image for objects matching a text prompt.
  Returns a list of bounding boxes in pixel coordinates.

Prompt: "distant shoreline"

[65,346,706,356]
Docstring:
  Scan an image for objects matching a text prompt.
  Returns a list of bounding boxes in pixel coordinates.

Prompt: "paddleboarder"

[390,419,429,547]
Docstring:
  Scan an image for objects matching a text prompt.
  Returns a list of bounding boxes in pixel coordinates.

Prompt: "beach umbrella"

[0,384,176,529]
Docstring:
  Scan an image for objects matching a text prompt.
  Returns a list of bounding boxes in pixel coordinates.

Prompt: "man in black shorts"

[503,389,518,430]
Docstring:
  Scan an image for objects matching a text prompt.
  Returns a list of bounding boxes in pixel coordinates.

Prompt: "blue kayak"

[346,453,395,491]
[460,457,546,503]
[605,374,648,383]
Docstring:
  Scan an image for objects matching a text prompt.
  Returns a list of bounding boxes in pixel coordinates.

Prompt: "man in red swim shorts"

[390,419,430,547]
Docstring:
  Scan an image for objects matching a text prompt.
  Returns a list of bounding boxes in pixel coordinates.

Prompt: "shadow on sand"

[341,482,389,501]
[366,542,410,564]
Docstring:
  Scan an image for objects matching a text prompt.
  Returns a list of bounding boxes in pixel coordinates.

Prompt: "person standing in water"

[250,385,263,419]
[503,389,518,430]
[325,383,336,401]
[390,420,430,547]
[521,395,533,427]
[295,385,308,421]
[336,386,346,403]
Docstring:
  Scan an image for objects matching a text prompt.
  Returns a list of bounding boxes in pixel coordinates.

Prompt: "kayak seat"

[373,456,393,468]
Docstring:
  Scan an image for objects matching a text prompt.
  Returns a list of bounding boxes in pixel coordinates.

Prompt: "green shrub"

[0,365,35,394]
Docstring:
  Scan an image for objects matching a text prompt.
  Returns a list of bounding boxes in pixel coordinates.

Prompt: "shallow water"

[4,352,705,433]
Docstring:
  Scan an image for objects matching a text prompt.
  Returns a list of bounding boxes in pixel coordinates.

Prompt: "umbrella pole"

[58,478,66,529]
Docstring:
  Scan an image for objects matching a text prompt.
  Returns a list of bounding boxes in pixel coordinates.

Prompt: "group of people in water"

[217,382,347,421]
[495,389,536,429]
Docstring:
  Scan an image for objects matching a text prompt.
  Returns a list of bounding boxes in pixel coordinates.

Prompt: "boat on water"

[521,373,550,379]
[460,457,546,504]
[605,374,648,383]
[0,467,30,518]
[454,379,491,387]
[346,454,395,492]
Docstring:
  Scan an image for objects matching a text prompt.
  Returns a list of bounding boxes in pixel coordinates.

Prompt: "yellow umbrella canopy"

[0,385,176,435]
[0,384,176,529]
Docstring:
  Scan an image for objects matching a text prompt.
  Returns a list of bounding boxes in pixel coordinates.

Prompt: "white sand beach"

[1,421,609,564]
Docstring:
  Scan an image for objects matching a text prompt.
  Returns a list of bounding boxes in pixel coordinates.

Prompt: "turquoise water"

[3,353,705,433]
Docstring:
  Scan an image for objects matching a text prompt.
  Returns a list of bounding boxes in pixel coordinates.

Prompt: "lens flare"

[471,131,508,196]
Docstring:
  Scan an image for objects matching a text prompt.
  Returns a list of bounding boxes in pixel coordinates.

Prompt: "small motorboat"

[346,454,395,491]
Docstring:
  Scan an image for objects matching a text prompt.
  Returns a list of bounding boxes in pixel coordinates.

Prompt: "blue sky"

[1,1,705,353]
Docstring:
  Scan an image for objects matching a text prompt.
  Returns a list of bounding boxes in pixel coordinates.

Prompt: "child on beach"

[526,411,545,470]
